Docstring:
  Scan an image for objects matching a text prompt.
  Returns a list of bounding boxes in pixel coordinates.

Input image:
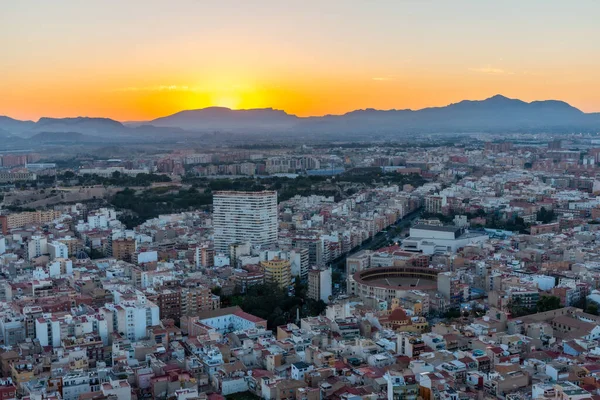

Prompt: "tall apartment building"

[213,191,278,254]
[61,371,102,400]
[48,241,69,260]
[291,237,324,267]
[437,272,463,308]
[260,248,309,279]
[181,286,220,316]
[35,312,109,348]
[0,172,37,183]
[0,311,26,346]
[57,236,82,256]
[195,245,215,267]
[229,242,251,267]
[261,258,291,289]
[147,286,220,323]
[308,267,332,303]
[27,235,48,260]
[155,288,182,322]
[424,195,444,214]
[0,210,62,234]
[112,238,136,262]
[101,300,159,342]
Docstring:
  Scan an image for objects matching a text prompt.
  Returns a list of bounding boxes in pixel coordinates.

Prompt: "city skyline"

[2,1,600,121]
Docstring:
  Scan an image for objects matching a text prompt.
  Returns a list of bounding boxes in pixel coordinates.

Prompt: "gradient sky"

[1,0,599,121]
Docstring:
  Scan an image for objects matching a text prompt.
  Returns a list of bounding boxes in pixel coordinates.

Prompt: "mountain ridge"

[1,95,599,138]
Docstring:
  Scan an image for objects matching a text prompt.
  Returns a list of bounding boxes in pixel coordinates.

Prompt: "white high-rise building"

[213,191,278,254]
[101,300,159,342]
[28,235,48,260]
[308,266,332,303]
[48,241,69,260]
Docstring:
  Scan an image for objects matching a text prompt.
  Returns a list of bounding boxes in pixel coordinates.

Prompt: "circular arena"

[349,266,439,302]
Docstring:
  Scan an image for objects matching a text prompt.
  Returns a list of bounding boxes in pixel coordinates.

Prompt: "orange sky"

[2,1,599,121]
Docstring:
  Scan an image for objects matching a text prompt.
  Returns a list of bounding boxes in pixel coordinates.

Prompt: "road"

[330,208,422,295]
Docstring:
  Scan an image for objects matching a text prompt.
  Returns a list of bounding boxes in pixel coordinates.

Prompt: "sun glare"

[211,93,241,110]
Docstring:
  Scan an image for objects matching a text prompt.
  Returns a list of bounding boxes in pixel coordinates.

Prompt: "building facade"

[213,191,278,254]
[308,267,332,303]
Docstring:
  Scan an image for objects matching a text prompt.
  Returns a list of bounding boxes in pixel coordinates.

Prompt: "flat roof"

[412,224,461,233]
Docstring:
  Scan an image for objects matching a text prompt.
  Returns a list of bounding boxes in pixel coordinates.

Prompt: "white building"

[260,248,309,279]
[61,371,101,400]
[0,311,26,346]
[35,312,109,347]
[214,254,231,267]
[76,208,120,232]
[195,308,266,334]
[308,267,332,303]
[48,241,69,260]
[291,362,314,380]
[174,388,199,400]
[79,167,150,177]
[100,379,132,400]
[213,191,278,254]
[28,235,48,259]
[136,250,158,264]
[401,224,488,255]
[33,259,73,279]
[102,300,159,341]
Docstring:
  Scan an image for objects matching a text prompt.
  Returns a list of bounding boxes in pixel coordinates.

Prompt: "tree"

[536,295,561,313]
[586,303,599,316]
[332,270,343,284]
[507,297,530,317]
[536,207,556,224]
[444,308,461,319]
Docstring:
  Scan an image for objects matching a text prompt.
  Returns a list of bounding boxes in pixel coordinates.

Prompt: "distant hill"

[28,131,99,143]
[2,95,600,138]
[148,107,298,131]
[299,95,600,134]
[32,117,126,136]
[0,116,35,135]
[0,116,128,138]
[0,127,13,138]
[143,95,600,134]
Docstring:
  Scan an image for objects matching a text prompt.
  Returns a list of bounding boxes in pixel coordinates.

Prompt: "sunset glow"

[2,1,600,121]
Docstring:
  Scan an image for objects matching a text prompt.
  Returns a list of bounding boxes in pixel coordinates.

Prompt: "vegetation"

[507,295,562,317]
[226,392,261,400]
[586,303,599,316]
[443,308,462,319]
[422,209,531,233]
[486,216,529,233]
[111,170,427,227]
[219,282,327,330]
[536,207,556,224]
[112,187,211,228]
[66,171,172,187]
[338,170,426,187]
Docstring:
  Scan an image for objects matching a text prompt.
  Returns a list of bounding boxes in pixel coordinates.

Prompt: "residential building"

[213,191,278,254]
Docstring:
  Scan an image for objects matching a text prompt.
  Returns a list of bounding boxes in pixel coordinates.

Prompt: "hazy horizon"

[2,0,600,121]
[2,93,597,124]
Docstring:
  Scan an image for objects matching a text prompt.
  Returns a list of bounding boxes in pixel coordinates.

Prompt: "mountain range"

[1,95,599,142]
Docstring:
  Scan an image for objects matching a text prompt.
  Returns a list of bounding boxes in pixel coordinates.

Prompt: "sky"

[1,0,600,121]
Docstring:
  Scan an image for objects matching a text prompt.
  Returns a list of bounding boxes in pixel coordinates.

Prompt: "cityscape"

[2,2,600,400]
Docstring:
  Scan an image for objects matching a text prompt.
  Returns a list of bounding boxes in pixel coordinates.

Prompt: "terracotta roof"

[388,308,410,322]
